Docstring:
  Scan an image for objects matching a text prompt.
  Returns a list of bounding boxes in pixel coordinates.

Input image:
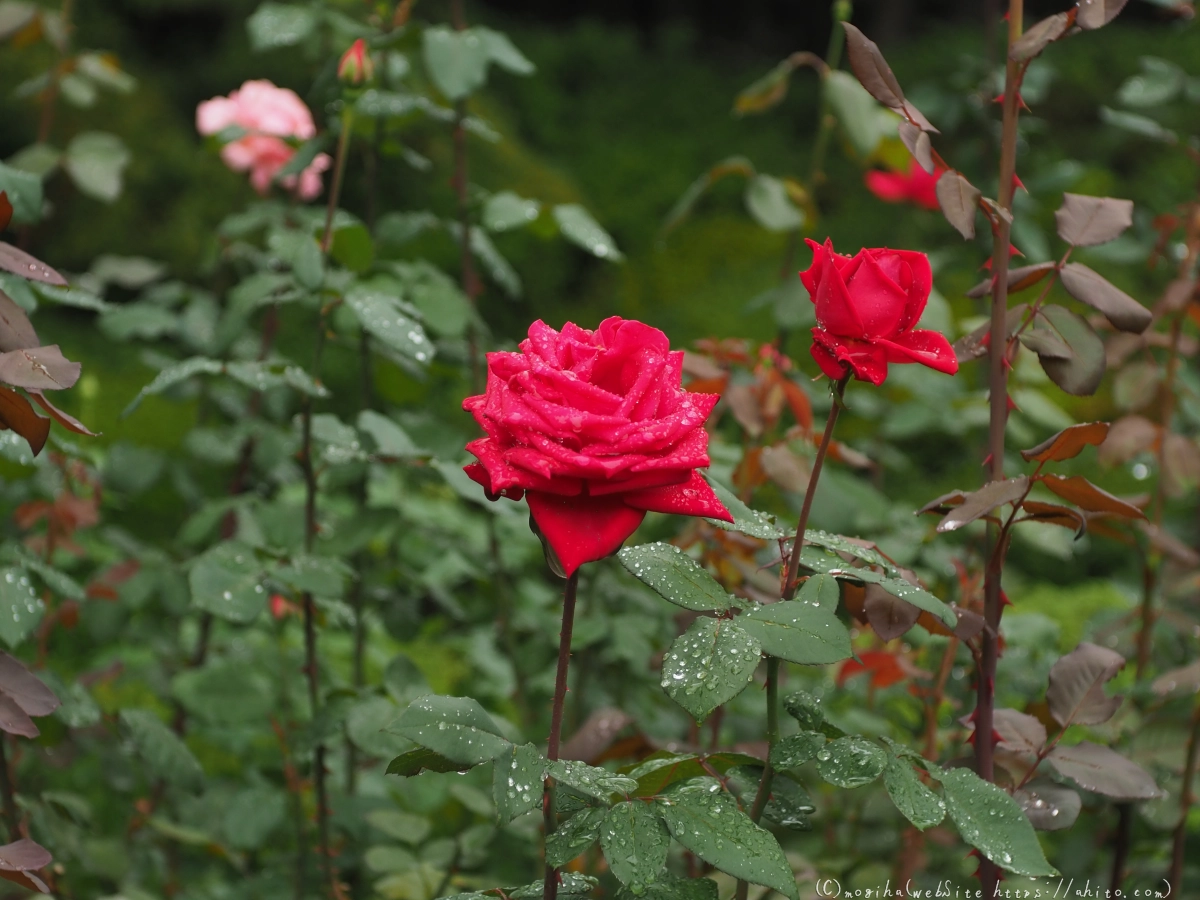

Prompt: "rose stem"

[976,1,1023,894]
[299,104,355,898]
[735,374,848,900]
[1169,699,1200,891]
[542,570,580,900]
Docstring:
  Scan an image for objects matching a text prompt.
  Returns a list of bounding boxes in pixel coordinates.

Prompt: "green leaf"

[548,758,637,801]
[3,546,83,601]
[744,174,804,232]
[798,549,956,628]
[702,475,786,539]
[769,732,826,770]
[225,361,329,397]
[601,801,670,891]
[617,876,718,900]
[510,873,597,898]
[627,751,765,797]
[483,191,541,232]
[617,543,736,612]
[1099,106,1177,143]
[222,787,286,850]
[737,587,852,666]
[783,691,844,737]
[552,204,624,261]
[386,747,469,777]
[120,709,205,791]
[477,26,535,75]
[344,287,433,366]
[246,2,315,50]
[657,787,798,900]
[0,567,43,648]
[660,617,761,723]
[402,265,471,338]
[389,695,510,765]
[423,26,489,100]
[331,224,374,274]
[63,131,130,202]
[1033,305,1106,397]
[358,410,424,458]
[882,756,945,830]
[0,161,43,224]
[493,742,546,824]
[546,807,606,867]
[188,541,266,624]
[933,766,1058,876]
[171,659,274,725]
[99,304,179,341]
[123,357,223,416]
[803,531,905,578]
[825,70,895,158]
[345,696,411,758]
[815,736,887,788]
[273,555,351,597]
[366,809,432,846]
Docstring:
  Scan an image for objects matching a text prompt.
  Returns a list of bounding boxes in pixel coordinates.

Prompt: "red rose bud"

[338,39,374,85]
[800,238,959,386]
[462,318,733,577]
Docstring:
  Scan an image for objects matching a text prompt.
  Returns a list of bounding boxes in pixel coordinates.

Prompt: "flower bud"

[337,39,374,85]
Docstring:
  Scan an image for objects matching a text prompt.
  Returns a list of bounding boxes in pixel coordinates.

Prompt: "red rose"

[463,318,732,576]
[800,238,959,386]
[864,161,941,211]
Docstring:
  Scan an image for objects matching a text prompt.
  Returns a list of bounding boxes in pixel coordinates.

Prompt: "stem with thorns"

[542,571,580,900]
[735,374,848,900]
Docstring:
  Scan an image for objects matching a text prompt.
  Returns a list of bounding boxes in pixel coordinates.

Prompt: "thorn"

[1000,590,1012,608]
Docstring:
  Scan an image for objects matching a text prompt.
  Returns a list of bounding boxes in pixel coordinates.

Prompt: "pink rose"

[864,161,942,211]
[801,238,958,386]
[463,318,733,576]
[196,79,330,199]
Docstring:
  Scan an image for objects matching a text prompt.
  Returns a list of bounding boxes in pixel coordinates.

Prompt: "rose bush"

[463,317,732,575]
[801,238,959,385]
[196,79,332,199]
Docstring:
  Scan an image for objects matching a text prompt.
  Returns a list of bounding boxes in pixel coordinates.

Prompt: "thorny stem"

[1168,699,1200,891]
[299,103,354,899]
[736,375,848,900]
[542,571,580,900]
[977,2,1023,895]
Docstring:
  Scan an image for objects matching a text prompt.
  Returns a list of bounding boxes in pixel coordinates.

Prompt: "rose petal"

[812,242,866,338]
[622,470,733,522]
[809,337,849,381]
[526,491,647,577]
[844,250,908,339]
[586,468,689,496]
[876,329,960,375]
[812,329,890,385]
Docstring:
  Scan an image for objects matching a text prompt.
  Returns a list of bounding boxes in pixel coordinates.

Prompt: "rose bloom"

[196,79,332,200]
[864,161,940,211]
[463,318,733,576]
[801,238,958,386]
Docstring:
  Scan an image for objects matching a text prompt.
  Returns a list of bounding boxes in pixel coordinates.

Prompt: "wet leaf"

[936,477,1029,532]
[1021,422,1110,462]
[493,743,545,824]
[1013,779,1081,831]
[657,787,798,900]
[618,543,736,613]
[1047,742,1160,799]
[769,732,826,770]
[386,747,469,777]
[816,736,886,788]
[1018,502,1086,536]
[783,691,843,737]
[953,304,1028,362]
[120,709,205,791]
[1077,0,1129,29]
[553,204,624,261]
[936,171,981,240]
[422,26,489,100]
[883,756,945,830]
[389,695,511,766]
[701,475,786,539]
[660,617,760,722]
[739,574,848,661]
[1039,475,1144,519]
[1046,642,1125,727]
[628,752,764,797]
[483,191,540,232]
[1033,306,1106,396]
[358,410,424,459]
[548,759,637,802]
[0,568,43,648]
[510,873,597,898]
[1055,194,1133,247]
[1059,263,1151,333]
[601,801,670,891]
[993,708,1047,759]
[344,288,434,365]
[933,766,1057,876]
[864,584,920,640]
[0,244,66,287]
[122,357,224,416]
[0,345,80,391]
[546,807,606,867]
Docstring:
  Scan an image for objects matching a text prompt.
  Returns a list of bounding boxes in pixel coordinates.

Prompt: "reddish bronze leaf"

[1059,263,1151,333]
[0,345,80,391]
[27,390,97,436]
[560,707,634,763]
[0,387,49,455]
[965,262,1057,300]
[0,291,38,353]
[1055,194,1133,247]
[898,120,933,173]
[0,653,58,717]
[0,839,52,894]
[1038,474,1145,519]
[864,584,919,641]
[0,695,37,738]
[842,23,906,110]
[760,444,808,493]
[1097,415,1158,466]
[1010,12,1072,62]
[0,243,67,287]
[953,304,1028,362]
[1076,0,1129,30]
[936,171,981,240]
[1047,742,1159,800]
[0,194,11,232]
[1020,422,1109,463]
[936,477,1030,533]
[916,489,967,516]
[993,708,1047,759]
[1046,642,1125,728]
[1018,501,1086,536]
